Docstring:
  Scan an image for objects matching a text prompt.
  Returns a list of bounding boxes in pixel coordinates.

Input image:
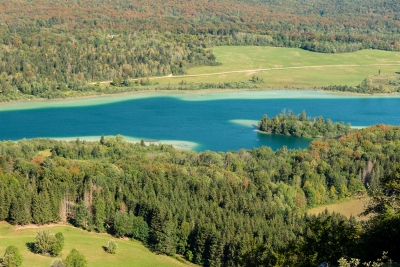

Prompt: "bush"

[34,230,64,256]
[106,240,118,254]
[2,246,23,267]
[64,249,87,267]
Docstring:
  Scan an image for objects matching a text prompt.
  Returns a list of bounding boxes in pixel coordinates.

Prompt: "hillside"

[0,125,399,265]
[0,222,191,267]
[1,0,400,101]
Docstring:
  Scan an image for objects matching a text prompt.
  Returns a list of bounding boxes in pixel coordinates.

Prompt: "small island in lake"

[258,110,353,138]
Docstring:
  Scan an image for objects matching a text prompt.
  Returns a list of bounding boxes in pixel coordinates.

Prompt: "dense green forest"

[258,111,352,138]
[0,125,399,265]
[1,0,400,100]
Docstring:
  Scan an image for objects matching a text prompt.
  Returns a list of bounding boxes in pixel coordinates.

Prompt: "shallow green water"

[1,90,400,151]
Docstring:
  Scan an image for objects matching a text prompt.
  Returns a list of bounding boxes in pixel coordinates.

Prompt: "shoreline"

[1,88,400,111]
[40,135,200,151]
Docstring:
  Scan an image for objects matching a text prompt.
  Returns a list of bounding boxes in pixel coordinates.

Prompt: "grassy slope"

[0,222,191,267]
[154,46,400,88]
[307,198,370,220]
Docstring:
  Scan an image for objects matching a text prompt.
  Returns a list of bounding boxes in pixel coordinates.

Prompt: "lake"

[2,90,400,152]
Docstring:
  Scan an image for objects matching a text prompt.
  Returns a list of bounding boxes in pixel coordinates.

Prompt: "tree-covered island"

[258,111,352,138]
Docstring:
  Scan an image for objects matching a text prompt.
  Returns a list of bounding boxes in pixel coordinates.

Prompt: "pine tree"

[75,201,91,230]
[9,194,30,225]
[93,197,106,232]
[100,134,105,145]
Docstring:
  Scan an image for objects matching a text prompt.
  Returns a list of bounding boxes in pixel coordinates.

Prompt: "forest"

[0,125,399,266]
[1,0,400,100]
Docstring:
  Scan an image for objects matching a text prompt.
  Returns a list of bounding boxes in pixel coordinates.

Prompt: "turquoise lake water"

[2,91,400,151]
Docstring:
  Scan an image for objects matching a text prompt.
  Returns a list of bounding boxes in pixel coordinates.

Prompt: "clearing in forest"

[154,46,400,88]
[307,198,370,220]
[0,222,191,267]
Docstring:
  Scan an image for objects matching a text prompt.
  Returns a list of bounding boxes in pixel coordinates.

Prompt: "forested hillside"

[0,125,399,265]
[1,0,400,99]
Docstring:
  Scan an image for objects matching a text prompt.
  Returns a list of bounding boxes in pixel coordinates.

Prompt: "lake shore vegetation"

[258,111,352,138]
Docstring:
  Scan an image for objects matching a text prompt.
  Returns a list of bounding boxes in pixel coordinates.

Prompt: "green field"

[154,46,400,88]
[307,198,370,220]
[0,222,190,267]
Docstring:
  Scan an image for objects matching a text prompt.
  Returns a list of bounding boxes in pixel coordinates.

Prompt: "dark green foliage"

[355,166,400,262]
[64,249,87,267]
[92,196,106,232]
[51,233,65,256]
[74,201,91,231]
[113,211,149,241]
[1,246,23,267]
[297,211,359,266]
[357,211,400,263]
[9,192,30,225]
[258,111,352,138]
[240,244,277,267]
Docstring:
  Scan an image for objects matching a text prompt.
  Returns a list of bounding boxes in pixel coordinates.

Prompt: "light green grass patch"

[188,46,400,75]
[0,222,192,267]
[154,46,400,88]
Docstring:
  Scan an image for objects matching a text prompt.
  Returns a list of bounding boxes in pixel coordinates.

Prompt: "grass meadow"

[0,222,191,267]
[307,198,370,221]
[154,46,400,88]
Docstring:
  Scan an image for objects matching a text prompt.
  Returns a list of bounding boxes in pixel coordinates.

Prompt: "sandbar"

[229,119,260,128]
[1,89,400,112]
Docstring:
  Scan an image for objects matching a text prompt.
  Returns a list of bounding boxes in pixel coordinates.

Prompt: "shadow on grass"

[26,242,35,253]
[102,246,108,253]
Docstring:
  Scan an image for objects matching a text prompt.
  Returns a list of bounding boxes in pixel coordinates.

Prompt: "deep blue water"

[2,95,400,151]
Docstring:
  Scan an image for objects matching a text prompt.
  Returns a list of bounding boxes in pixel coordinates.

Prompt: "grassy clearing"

[0,222,191,267]
[307,198,370,220]
[189,47,400,74]
[154,46,400,88]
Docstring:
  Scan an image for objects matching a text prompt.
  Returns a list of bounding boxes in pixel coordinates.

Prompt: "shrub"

[106,240,118,254]
[2,246,23,267]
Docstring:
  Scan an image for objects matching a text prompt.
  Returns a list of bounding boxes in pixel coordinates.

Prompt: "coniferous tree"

[75,201,91,230]
[92,196,106,232]
[9,193,30,225]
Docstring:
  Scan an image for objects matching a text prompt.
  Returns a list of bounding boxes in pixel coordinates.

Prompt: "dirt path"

[89,63,400,85]
[14,223,69,230]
